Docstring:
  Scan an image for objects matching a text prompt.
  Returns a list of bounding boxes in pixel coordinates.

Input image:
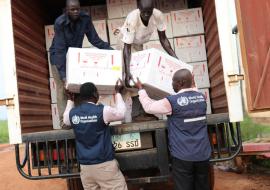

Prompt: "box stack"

[156,0,188,13]
[106,0,137,49]
[171,7,211,114]
[107,18,126,46]
[44,25,59,129]
[106,0,137,19]
[143,39,174,53]
[90,5,108,20]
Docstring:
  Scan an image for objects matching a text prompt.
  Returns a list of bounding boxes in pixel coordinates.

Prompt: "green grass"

[240,116,270,142]
[0,120,9,143]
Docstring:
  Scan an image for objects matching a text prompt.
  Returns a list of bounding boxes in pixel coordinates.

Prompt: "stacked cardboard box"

[173,35,207,63]
[171,8,211,114]
[149,13,173,40]
[90,5,108,20]
[107,18,125,45]
[156,0,188,13]
[92,20,109,44]
[106,0,137,19]
[143,39,174,53]
[47,56,61,129]
[171,8,205,37]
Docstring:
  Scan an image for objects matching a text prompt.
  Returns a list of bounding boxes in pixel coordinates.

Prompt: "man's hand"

[132,77,143,90]
[113,28,120,36]
[115,79,125,94]
[65,89,74,101]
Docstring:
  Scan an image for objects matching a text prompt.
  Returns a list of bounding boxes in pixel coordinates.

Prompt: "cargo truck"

[0,0,269,189]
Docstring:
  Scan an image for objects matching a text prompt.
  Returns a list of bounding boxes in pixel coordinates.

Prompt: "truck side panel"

[214,0,243,122]
[202,0,228,114]
[0,0,21,144]
[11,0,53,134]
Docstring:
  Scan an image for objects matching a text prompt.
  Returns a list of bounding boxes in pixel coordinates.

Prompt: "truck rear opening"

[0,0,245,189]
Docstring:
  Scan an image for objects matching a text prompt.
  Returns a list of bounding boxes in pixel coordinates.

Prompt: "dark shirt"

[49,11,112,80]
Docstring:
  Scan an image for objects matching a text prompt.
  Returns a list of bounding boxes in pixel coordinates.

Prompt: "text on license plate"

[112,133,141,150]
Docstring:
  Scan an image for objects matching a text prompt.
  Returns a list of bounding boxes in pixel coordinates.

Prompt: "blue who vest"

[69,103,114,165]
[166,90,211,161]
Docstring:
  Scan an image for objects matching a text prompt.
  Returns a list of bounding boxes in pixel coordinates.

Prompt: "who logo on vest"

[177,96,189,106]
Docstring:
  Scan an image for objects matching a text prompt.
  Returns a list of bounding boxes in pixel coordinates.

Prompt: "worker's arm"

[120,12,137,87]
[123,43,133,87]
[134,78,172,115]
[158,30,178,58]
[154,9,177,59]
[63,91,74,127]
[138,89,172,115]
[103,93,126,124]
[63,100,74,127]
[85,17,113,50]
[103,79,126,123]
[50,22,68,81]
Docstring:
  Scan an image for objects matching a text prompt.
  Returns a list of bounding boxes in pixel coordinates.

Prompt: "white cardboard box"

[91,5,108,20]
[130,48,193,98]
[49,78,57,103]
[92,20,108,44]
[189,61,210,88]
[174,35,207,63]
[45,25,54,51]
[198,88,212,114]
[108,18,125,45]
[51,104,60,129]
[158,0,188,13]
[44,25,91,48]
[171,8,204,37]
[150,13,173,40]
[143,39,174,53]
[107,0,137,19]
[66,48,122,94]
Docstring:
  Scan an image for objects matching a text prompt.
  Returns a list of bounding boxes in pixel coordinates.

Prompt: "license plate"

[112,133,141,150]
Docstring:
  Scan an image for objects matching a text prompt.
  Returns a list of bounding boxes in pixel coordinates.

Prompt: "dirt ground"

[0,144,270,190]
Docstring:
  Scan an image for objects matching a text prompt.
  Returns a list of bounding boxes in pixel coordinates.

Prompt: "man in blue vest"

[133,69,211,190]
[63,80,127,190]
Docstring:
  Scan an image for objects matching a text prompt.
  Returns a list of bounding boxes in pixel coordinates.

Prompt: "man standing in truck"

[133,69,211,190]
[63,80,127,190]
[117,0,177,86]
[49,0,113,127]
[114,0,178,121]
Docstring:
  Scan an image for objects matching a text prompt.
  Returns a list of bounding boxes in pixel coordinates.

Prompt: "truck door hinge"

[228,74,244,84]
[0,98,14,107]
